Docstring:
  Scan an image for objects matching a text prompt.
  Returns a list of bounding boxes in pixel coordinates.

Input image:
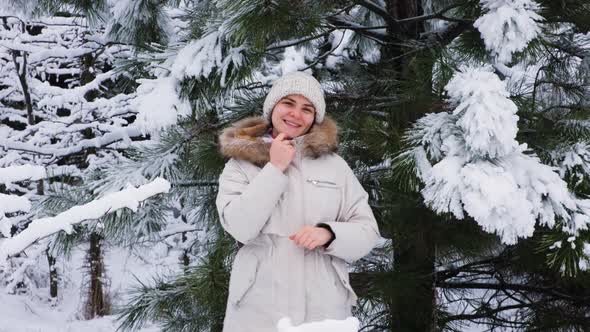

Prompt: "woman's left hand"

[289,226,333,250]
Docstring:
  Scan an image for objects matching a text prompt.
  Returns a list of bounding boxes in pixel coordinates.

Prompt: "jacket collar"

[218,116,339,167]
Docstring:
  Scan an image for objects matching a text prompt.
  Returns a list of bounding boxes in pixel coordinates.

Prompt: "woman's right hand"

[270,133,295,172]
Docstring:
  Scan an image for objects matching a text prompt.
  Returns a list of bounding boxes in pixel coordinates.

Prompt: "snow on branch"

[0,194,32,215]
[0,178,171,260]
[277,317,359,332]
[403,67,590,245]
[133,76,191,135]
[0,164,46,184]
[34,71,121,108]
[0,40,96,63]
[3,126,143,157]
[474,0,543,64]
[446,68,519,159]
[134,31,246,134]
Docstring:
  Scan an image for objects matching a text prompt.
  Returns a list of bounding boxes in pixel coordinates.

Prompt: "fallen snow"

[277,317,359,332]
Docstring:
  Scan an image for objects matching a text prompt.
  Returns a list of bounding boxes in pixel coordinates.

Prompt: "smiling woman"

[271,95,316,139]
[216,71,380,332]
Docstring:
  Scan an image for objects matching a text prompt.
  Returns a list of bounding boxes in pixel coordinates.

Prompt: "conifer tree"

[111,0,590,330]
[3,0,590,331]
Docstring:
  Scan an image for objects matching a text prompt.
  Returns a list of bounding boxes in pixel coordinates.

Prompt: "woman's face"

[271,94,316,139]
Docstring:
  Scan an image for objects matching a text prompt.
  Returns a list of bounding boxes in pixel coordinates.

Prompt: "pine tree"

[105,0,590,331]
[3,0,590,331]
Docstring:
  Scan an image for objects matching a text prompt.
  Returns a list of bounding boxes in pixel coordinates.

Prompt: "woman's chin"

[277,128,302,139]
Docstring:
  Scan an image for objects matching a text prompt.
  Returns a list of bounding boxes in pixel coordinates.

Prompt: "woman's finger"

[281,140,294,148]
[303,237,314,249]
[275,133,286,141]
[310,240,320,250]
[297,232,311,246]
[291,229,304,244]
[307,240,319,250]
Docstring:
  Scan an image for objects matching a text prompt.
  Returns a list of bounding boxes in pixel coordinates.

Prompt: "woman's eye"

[303,109,313,114]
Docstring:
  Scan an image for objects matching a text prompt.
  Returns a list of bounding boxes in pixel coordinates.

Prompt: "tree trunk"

[2,19,35,125]
[179,200,190,271]
[9,17,59,299]
[85,232,109,318]
[381,0,437,330]
[182,230,190,270]
[46,247,58,298]
[392,211,436,332]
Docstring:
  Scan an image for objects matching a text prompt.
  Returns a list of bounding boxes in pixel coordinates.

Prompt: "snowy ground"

[0,243,178,332]
[0,241,490,332]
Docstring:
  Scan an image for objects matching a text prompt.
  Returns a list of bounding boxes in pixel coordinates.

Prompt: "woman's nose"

[290,107,304,119]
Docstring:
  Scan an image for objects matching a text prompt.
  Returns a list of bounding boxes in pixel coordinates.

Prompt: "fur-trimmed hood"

[218,116,339,167]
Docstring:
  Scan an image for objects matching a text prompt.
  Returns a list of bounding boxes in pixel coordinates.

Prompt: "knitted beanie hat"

[262,71,326,124]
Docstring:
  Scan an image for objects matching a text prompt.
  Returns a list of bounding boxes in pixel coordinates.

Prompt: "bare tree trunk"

[46,247,58,298]
[84,232,110,319]
[182,230,190,270]
[180,199,190,271]
[38,180,58,299]
[1,19,35,125]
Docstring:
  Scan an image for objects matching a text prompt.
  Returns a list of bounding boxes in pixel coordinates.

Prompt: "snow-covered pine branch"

[402,67,590,246]
[0,194,32,216]
[134,30,246,134]
[3,126,143,158]
[0,178,171,260]
[0,165,47,236]
[0,14,139,177]
[0,165,46,184]
[474,0,543,64]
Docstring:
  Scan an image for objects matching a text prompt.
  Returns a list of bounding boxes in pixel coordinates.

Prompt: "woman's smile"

[271,94,316,138]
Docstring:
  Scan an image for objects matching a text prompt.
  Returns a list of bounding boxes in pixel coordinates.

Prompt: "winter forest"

[0,0,589,331]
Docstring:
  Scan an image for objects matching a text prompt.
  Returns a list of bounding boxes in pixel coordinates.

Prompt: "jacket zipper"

[306,179,338,186]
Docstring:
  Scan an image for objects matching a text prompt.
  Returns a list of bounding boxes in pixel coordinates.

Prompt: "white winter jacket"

[216,116,380,332]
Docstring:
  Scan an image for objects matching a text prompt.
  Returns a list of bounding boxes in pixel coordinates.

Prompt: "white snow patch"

[474,0,543,63]
[277,317,359,332]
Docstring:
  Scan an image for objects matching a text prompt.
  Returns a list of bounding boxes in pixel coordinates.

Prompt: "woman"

[216,71,380,331]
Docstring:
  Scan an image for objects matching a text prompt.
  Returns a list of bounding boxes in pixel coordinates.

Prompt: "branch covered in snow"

[0,165,46,184]
[402,67,590,245]
[134,31,247,134]
[0,178,171,260]
[3,126,143,157]
[474,0,543,64]
[0,194,32,215]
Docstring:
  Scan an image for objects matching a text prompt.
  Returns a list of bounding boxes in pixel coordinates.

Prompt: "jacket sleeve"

[216,159,288,244]
[320,164,380,263]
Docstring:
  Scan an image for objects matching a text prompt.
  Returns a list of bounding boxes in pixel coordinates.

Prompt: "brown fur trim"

[302,116,339,158]
[218,116,339,167]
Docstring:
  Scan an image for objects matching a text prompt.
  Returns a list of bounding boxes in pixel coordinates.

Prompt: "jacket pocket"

[330,257,358,305]
[306,178,343,221]
[228,247,259,306]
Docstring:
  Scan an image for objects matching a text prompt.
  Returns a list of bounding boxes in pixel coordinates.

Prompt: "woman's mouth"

[283,119,301,128]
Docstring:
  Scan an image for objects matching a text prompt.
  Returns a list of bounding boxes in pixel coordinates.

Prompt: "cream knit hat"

[262,71,326,124]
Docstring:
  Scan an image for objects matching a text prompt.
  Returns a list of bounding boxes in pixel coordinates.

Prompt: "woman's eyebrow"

[282,97,314,109]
